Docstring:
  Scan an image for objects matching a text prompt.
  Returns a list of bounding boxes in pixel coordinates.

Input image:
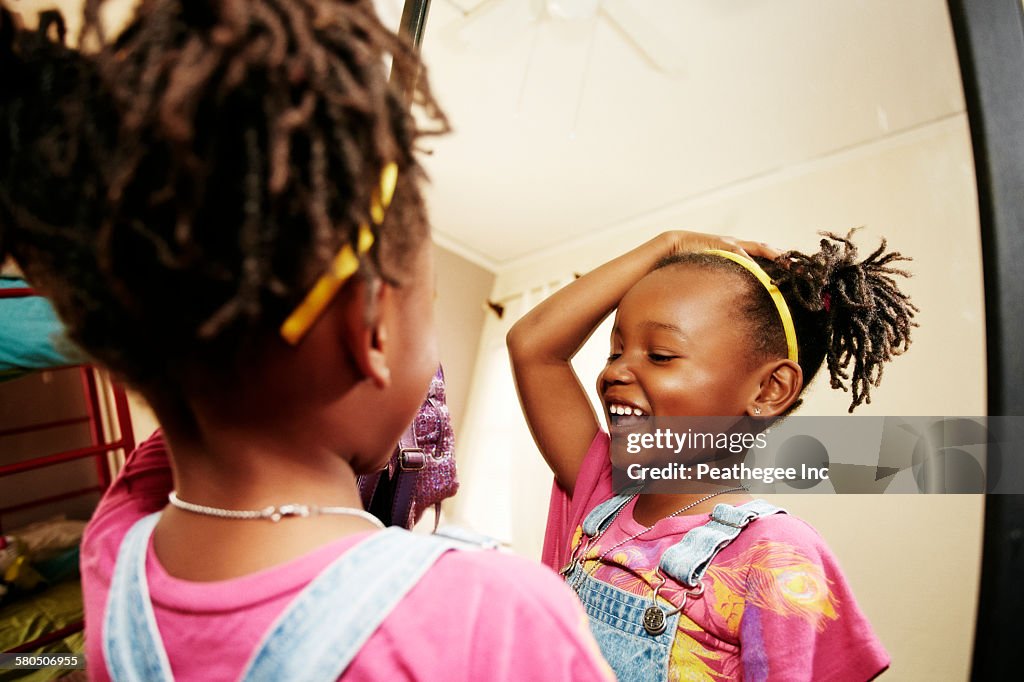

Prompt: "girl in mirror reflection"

[0,1,614,679]
[509,230,917,680]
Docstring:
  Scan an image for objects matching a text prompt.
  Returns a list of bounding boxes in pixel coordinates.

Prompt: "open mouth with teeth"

[607,403,650,429]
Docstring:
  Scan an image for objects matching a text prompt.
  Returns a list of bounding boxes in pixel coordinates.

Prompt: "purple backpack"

[357,366,459,529]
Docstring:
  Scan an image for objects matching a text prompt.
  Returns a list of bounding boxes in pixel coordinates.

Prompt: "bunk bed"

[0,279,136,678]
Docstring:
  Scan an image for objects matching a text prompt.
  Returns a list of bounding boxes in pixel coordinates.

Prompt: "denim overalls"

[103,514,480,681]
[562,495,785,681]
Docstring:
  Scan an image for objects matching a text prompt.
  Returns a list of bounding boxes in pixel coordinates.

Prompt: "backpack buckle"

[399,447,426,470]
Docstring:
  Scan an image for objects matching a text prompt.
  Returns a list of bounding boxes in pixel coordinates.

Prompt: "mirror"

[412,1,991,679]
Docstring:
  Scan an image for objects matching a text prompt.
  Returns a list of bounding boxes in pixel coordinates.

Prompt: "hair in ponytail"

[762,231,917,411]
[655,230,918,412]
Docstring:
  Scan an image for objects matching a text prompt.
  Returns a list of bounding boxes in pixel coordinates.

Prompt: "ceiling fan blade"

[437,0,540,54]
[601,0,687,75]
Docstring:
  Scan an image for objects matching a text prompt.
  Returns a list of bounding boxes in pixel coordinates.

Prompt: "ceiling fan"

[439,0,687,75]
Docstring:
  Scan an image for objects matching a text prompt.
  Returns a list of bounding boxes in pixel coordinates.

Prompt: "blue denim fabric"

[104,513,173,682]
[241,529,459,680]
[581,494,635,537]
[569,496,786,682]
[567,562,679,681]
[103,515,462,681]
[660,500,786,587]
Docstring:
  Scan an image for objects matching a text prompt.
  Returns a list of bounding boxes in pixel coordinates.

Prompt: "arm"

[507,231,777,495]
[738,518,890,680]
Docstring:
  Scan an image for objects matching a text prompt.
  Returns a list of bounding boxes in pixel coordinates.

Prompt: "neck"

[159,313,371,509]
[164,422,367,512]
[152,422,380,582]
[631,486,751,527]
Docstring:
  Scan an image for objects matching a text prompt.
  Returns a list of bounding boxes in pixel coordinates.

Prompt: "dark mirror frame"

[947,1,1024,678]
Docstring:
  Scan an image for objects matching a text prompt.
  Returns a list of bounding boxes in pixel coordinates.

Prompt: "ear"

[747,360,803,416]
[343,277,393,389]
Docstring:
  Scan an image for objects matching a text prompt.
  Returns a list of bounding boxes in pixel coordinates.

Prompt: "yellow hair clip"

[703,249,799,363]
[279,162,398,345]
[370,162,398,225]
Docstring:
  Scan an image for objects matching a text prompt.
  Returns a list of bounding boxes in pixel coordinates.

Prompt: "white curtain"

[447,276,614,559]
[447,279,562,557]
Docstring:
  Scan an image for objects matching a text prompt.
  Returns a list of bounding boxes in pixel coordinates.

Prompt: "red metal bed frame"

[0,285,137,652]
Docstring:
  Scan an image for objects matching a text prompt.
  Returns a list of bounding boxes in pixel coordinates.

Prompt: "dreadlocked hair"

[0,0,448,403]
[655,230,918,412]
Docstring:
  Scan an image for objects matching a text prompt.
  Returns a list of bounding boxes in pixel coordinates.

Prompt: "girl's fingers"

[703,237,782,261]
[667,231,782,261]
[735,240,783,260]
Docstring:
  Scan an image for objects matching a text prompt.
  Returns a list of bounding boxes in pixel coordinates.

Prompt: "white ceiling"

[400,0,965,271]
[12,1,966,272]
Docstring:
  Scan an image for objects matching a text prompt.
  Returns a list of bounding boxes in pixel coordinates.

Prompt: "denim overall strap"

[103,512,172,682]
[240,527,459,681]
[105,517,467,682]
[659,499,786,587]
[581,494,634,537]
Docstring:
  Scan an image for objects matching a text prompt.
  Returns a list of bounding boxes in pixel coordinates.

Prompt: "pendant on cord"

[643,573,706,636]
[642,605,667,636]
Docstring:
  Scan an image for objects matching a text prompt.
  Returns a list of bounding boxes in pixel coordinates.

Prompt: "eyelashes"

[605,352,679,363]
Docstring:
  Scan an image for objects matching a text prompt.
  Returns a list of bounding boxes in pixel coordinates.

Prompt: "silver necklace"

[168,491,386,528]
[567,486,747,597]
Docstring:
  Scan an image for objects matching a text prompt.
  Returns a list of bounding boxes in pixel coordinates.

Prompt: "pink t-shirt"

[81,431,613,681]
[543,431,890,682]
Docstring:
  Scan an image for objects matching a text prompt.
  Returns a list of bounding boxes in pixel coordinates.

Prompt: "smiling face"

[599,264,765,426]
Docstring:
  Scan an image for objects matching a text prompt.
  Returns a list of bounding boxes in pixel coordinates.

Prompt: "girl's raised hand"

[508,228,780,495]
[663,230,782,261]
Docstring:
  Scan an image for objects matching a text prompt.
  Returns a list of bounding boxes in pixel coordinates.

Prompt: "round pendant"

[642,605,667,636]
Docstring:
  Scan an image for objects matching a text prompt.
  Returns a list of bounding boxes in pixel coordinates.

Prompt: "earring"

[753,407,762,415]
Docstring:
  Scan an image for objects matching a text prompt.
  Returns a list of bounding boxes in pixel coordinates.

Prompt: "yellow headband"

[279,162,398,345]
[703,249,799,363]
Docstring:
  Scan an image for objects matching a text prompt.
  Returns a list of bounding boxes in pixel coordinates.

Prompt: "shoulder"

[369,527,588,618]
[83,430,172,553]
[426,542,583,611]
[711,505,842,574]
[737,505,829,549]
[378,538,614,680]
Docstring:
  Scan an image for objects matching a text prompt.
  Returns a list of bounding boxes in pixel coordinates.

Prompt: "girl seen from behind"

[0,1,613,679]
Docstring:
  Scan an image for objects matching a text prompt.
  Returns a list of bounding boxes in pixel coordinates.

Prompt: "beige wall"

[433,244,495,433]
